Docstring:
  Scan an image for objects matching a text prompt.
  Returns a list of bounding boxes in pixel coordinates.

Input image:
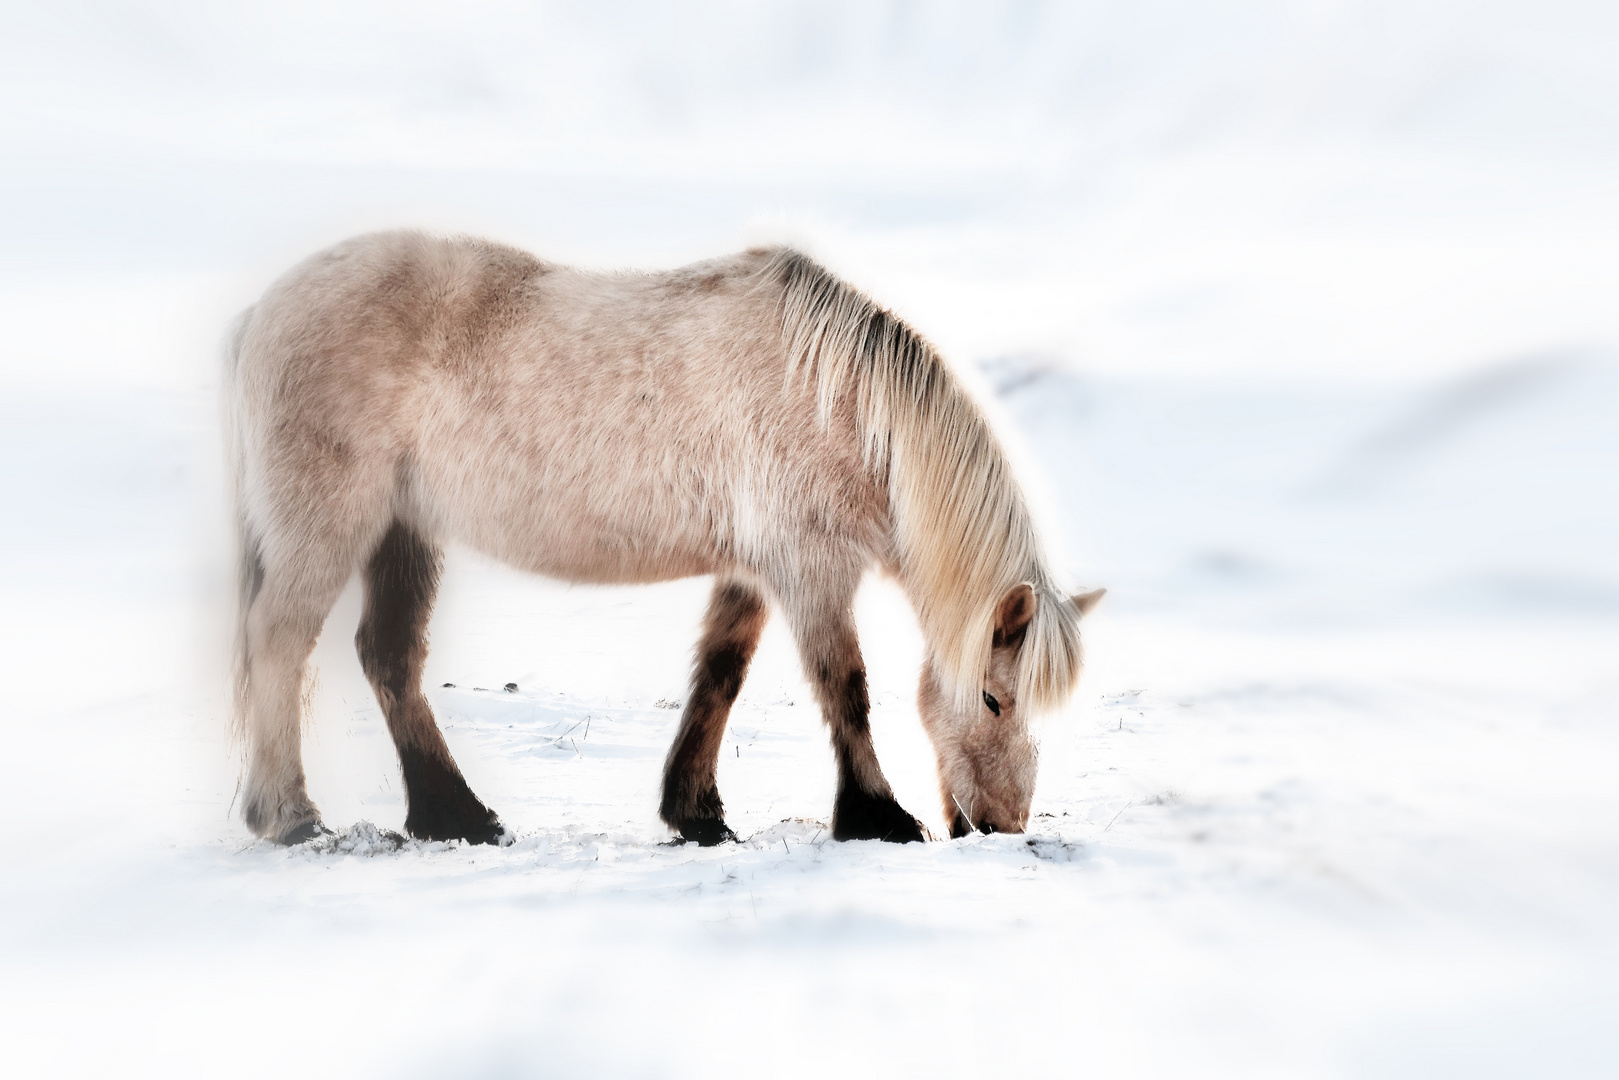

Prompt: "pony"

[227,231,1103,847]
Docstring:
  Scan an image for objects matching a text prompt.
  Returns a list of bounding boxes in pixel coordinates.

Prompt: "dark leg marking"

[358,522,503,844]
[396,745,502,845]
[833,785,928,843]
[825,668,926,843]
[660,580,768,845]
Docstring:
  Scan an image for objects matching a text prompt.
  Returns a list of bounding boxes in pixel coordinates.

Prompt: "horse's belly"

[417,456,729,586]
[477,517,721,586]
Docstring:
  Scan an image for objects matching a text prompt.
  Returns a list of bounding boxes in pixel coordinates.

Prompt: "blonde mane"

[767,249,1084,714]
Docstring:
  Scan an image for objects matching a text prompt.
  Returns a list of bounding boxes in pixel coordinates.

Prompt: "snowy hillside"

[997,350,1619,621]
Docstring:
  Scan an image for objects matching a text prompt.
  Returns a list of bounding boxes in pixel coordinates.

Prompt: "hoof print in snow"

[504,682,518,693]
[441,682,455,688]
[1023,836,1084,863]
[303,822,405,856]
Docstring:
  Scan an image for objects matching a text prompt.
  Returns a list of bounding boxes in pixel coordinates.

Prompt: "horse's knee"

[246,578,333,668]
[356,521,439,692]
[831,666,870,733]
[353,618,405,693]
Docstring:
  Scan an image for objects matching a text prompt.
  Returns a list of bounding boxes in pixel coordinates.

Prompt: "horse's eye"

[982,691,1001,716]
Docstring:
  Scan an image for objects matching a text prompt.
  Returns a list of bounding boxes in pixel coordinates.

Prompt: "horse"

[227,231,1103,847]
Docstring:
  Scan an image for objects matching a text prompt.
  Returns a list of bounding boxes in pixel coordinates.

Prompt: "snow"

[4,358,1615,1078]
[4,4,1619,1078]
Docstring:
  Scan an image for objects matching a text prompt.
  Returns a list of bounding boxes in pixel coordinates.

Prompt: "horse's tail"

[768,250,1085,714]
[224,307,261,744]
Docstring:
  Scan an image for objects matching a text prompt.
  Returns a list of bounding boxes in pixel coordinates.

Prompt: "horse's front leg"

[659,579,769,844]
[783,579,927,843]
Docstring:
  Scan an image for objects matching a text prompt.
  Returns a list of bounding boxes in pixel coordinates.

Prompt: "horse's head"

[918,583,1105,837]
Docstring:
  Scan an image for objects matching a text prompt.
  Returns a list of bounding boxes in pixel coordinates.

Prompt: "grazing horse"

[227,231,1103,847]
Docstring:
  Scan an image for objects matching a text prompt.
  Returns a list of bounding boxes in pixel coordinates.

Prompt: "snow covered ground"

[3,358,1615,1078]
[4,3,1618,1078]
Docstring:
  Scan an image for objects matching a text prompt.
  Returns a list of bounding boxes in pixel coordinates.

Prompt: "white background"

[2,3,1616,1077]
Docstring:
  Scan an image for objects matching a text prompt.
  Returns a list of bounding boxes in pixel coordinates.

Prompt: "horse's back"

[240,230,783,436]
[234,232,882,583]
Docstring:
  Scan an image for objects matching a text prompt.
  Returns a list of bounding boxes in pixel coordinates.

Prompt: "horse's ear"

[1072,588,1107,617]
[992,583,1037,649]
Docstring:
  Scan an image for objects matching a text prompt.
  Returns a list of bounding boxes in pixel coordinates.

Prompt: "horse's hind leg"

[241,543,355,844]
[778,571,926,843]
[357,522,503,844]
[659,579,769,845]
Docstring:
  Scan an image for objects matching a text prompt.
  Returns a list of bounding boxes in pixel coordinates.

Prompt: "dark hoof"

[676,818,738,846]
[280,819,331,845]
[832,789,927,843]
[400,748,505,844]
[659,782,731,845]
[404,802,505,845]
[461,816,508,846]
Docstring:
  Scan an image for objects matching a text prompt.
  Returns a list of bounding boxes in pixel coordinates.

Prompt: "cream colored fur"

[228,231,1092,841]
